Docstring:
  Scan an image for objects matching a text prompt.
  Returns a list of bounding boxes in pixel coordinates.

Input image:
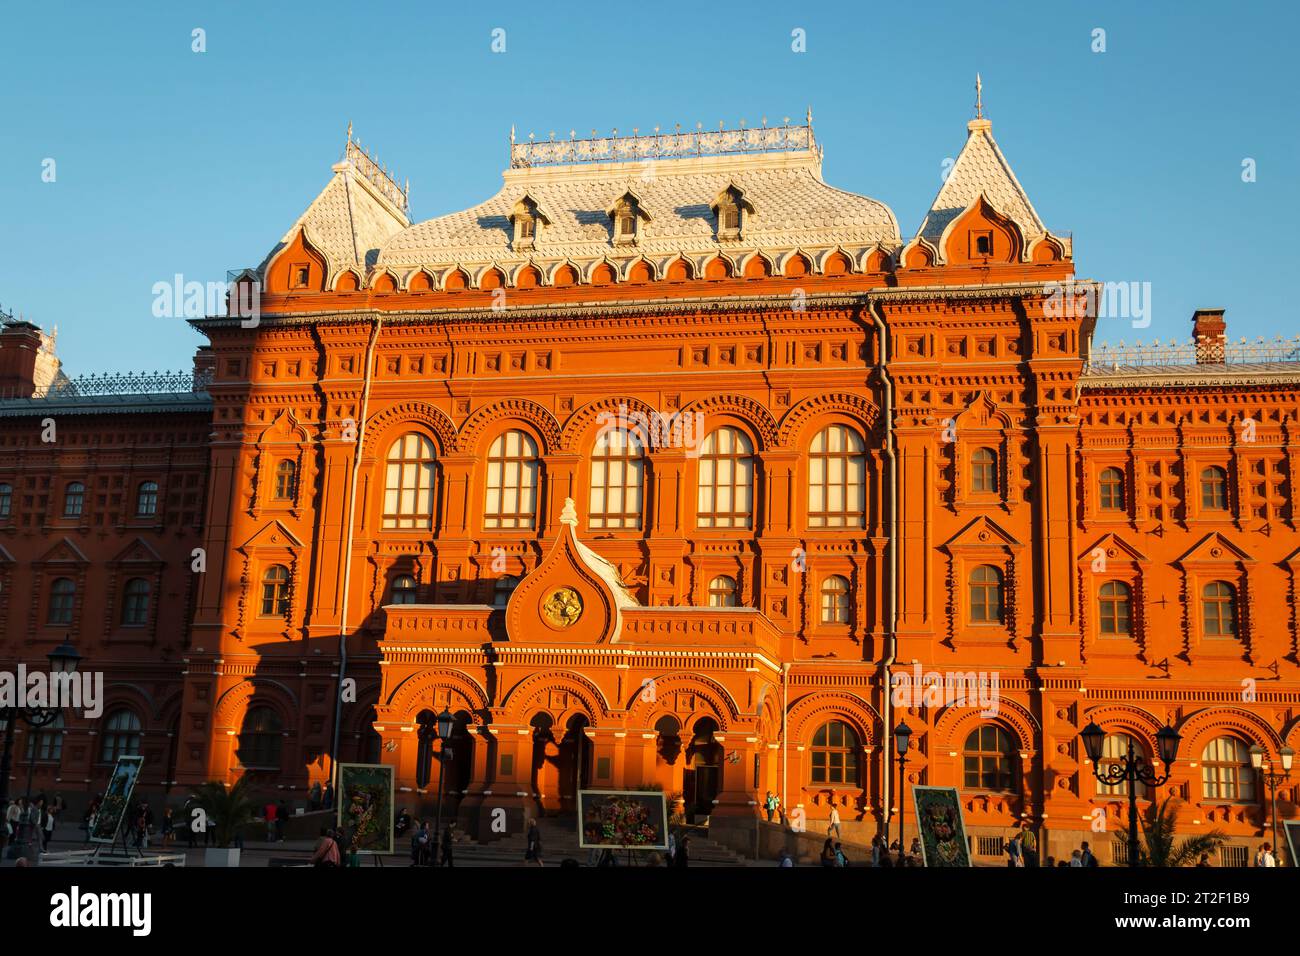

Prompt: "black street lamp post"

[1080,721,1181,868]
[432,709,454,862]
[0,639,82,857]
[894,721,912,866]
[1249,744,1294,866]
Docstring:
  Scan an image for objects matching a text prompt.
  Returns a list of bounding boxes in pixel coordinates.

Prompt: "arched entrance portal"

[684,716,723,823]
[529,712,592,815]
[557,714,591,814]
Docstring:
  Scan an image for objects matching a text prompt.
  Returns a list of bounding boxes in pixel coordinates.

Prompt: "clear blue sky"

[1,0,1295,375]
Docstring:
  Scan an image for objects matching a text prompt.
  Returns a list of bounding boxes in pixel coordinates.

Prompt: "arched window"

[135,481,159,516]
[971,448,999,494]
[100,709,143,763]
[1201,736,1254,802]
[708,575,738,608]
[390,575,417,605]
[1096,733,1149,797]
[1098,581,1132,636]
[383,433,436,529]
[237,706,283,770]
[274,461,297,500]
[0,482,11,518]
[25,714,63,763]
[121,578,151,626]
[968,565,1003,624]
[1201,581,1236,637]
[589,428,644,529]
[1098,467,1125,511]
[697,427,754,529]
[808,425,865,528]
[484,430,539,529]
[820,575,851,624]
[63,481,85,518]
[48,577,76,625]
[493,575,519,608]
[963,725,1015,791]
[1200,466,1228,511]
[260,565,290,617]
[811,720,859,785]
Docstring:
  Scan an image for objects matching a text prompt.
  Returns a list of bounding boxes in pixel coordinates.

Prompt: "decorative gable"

[505,497,638,644]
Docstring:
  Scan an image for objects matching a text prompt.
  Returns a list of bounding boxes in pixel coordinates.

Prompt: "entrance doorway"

[684,717,722,822]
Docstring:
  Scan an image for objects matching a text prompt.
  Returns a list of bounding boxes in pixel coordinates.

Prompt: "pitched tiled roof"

[375,148,900,274]
[259,160,410,277]
[914,118,1052,260]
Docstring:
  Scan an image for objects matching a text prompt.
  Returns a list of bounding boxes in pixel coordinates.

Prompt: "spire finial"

[347,120,353,145]
[560,497,578,527]
[975,73,983,119]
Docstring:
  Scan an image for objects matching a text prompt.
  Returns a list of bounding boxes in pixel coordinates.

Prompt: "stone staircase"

[442,815,750,867]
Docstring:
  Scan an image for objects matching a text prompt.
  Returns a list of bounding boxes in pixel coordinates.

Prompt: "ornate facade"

[3,105,1299,863]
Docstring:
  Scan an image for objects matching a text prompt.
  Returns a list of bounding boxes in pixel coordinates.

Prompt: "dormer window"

[711,185,752,241]
[615,200,637,241]
[511,196,549,250]
[607,192,647,246]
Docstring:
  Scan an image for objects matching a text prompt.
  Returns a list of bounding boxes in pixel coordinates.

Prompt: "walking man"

[827,803,841,840]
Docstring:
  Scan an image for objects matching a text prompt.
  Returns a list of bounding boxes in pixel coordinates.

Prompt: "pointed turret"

[907,78,1066,266]
[258,128,411,289]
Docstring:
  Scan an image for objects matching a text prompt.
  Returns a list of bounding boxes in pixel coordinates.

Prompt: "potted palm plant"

[1117,796,1229,867]
[193,776,257,867]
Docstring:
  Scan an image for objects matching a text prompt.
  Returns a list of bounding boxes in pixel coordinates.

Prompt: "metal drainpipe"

[329,313,382,788]
[868,297,898,843]
[781,662,790,820]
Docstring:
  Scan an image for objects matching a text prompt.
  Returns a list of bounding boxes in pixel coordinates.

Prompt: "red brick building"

[3,104,1298,863]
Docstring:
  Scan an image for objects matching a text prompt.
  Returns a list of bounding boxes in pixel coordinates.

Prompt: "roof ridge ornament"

[968,73,992,133]
[509,114,817,168]
[560,496,579,527]
[344,131,410,214]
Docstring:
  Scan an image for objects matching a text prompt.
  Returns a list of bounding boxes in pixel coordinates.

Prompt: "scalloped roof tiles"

[916,119,1048,249]
[375,149,900,270]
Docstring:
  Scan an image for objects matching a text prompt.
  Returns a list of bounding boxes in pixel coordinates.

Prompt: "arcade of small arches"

[181,676,1300,827]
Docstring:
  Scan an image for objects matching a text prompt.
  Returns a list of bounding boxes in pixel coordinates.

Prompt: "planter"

[204,848,241,868]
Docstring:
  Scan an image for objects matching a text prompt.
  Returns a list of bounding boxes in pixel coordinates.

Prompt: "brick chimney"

[1192,309,1227,364]
[0,321,44,398]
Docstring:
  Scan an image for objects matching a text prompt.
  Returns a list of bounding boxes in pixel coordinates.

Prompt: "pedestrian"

[674,835,690,868]
[160,807,175,848]
[276,799,289,843]
[264,799,277,842]
[1069,849,1083,867]
[309,782,322,813]
[763,790,778,823]
[777,848,794,867]
[834,842,849,867]
[440,822,455,868]
[1019,824,1038,867]
[909,837,921,859]
[1005,830,1023,867]
[1196,853,1213,868]
[820,837,837,868]
[870,834,883,867]
[322,782,334,812]
[1080,841,1099,867]
[141,801,154,849]
[827,803,842,840]
[665,829,676,865]
[410,820,429,866]
[311,827,340,867]
[524,818,544,866]
[1255,843,1276,867]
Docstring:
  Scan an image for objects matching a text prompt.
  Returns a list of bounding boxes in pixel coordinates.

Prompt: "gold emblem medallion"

[541,586,583,629]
